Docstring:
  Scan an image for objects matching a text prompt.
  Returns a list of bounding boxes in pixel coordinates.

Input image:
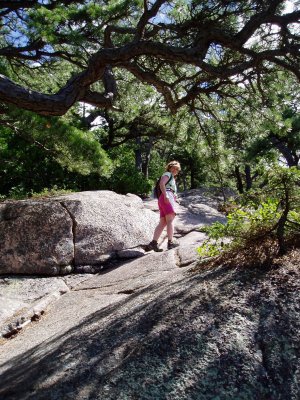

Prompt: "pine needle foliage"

[197,166,300,267]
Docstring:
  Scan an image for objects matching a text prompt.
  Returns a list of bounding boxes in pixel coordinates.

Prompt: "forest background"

[0,0,299,197]
[0,0,299,257]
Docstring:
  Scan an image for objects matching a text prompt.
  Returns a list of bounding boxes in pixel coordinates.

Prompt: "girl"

[146,161,181,252]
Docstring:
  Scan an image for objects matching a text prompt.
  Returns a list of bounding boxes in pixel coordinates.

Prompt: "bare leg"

[165,213,176,241]
[153,217,167,241]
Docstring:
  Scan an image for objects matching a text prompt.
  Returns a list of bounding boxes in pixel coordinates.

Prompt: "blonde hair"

[166,160,181,172]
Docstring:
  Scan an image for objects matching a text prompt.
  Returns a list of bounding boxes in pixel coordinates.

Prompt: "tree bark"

[269,134,299,167]
[234,166,244,194]
[277,184,290,256]
[190,165,196,189]
[0,4,299,115]
[135,136,143,173]
[142,137,154,180]
[245,164,252,191]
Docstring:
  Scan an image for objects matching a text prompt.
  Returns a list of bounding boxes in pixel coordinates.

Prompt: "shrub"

[3,185,74,201]
[197,166,300,264]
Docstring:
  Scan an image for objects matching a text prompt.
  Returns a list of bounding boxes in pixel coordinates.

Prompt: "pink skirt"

[158,191,176,218]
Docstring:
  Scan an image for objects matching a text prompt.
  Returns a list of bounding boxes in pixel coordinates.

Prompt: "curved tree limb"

[0,1,299,115]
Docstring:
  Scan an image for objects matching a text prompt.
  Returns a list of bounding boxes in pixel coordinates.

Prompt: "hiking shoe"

[167,240,179,250]
[145,240,163,252]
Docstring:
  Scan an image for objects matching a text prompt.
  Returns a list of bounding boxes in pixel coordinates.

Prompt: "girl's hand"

[164,195,170,204]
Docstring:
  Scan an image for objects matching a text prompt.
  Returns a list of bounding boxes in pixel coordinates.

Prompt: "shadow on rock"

[0,263,299,400]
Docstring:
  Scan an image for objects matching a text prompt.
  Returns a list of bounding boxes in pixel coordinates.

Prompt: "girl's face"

[170,166,180,176]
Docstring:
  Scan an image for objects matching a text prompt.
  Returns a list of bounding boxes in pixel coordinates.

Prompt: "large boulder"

[60,191,156,265]
[0,191,157,275]
[0,201,73,275]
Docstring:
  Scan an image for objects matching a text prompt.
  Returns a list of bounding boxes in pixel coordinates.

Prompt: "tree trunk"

[234,166,244,194]
[269,134,298,167]
[181,172,188,191]
[277,184,290,255]
[245,164,252,191]
[104,111,114,149]
[135,136,143,173]
[190,166,196,189]
[142,137,154,179]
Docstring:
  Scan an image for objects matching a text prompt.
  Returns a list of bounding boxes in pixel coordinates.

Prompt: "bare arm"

[159,175,170,203]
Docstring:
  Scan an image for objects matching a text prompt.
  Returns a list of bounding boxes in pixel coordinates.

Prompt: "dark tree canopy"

[0,0,299,115]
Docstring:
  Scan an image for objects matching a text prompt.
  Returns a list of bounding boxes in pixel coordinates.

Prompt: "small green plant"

[7,185,27,200]
[197,240,230,258]
[197,166,300,260]
[29,186,74,199]
[2,185,74,201]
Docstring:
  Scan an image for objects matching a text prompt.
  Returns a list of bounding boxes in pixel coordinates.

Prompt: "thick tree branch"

[0,72,109,115]
[0,40,45,58]
[0,1,299,115]
[234,0,283,45]
[269,133,299,167]
[0,36,299,115]
[134,0,167,42]
[124,62,177,112]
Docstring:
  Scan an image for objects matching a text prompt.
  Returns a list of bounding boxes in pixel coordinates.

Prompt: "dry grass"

[192,236,300,274]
